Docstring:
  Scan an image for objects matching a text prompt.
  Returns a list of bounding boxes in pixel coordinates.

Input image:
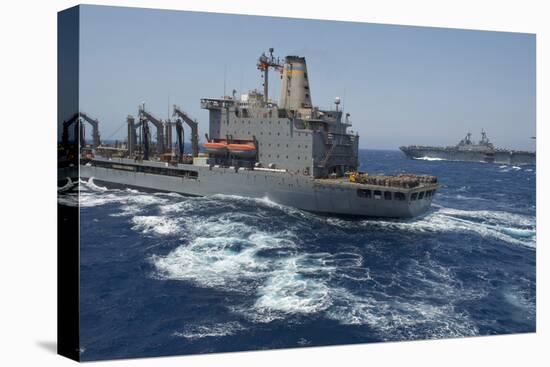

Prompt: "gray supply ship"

[65,49,440,218]
[400,130,536,165]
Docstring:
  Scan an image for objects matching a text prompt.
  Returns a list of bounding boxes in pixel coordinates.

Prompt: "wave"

[413,156,445,161]
[146,206,486,339]
[327,206,536,249]
[131,216,181,236]
[502,285,536,321]
[79,183,536,251]
[172,321,245,340]
[79,182,534,340]
[78,179,169,209]
[57,192,79,207]
[83,177,108,192]
[58,177,76,192]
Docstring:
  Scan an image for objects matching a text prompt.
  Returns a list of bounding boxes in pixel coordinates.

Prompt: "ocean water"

[69,150,536,361]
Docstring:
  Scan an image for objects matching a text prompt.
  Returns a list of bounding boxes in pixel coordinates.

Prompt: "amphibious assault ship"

[400,130,536,165]
[67,49,440,218]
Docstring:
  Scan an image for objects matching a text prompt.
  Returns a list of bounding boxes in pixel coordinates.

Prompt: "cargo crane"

[61,113,80,148]
[141,118,151,160]
[61,112,101,148]
[175,121,184,158]
[138,105,165,154]
[164,119,173,154]
[127,115,138,157]
[78,112,101,147]
[172,105,199,157]
[163,119,185,160]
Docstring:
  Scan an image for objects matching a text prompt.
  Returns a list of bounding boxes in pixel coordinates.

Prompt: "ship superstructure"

[400,130,536,165]
[201,51,359,178]
[71,49,440,218]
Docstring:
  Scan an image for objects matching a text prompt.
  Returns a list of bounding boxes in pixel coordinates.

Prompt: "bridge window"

[373,190,382,200]
[384,191,392,200]
[411,193,418,201]
[418,191,425,200]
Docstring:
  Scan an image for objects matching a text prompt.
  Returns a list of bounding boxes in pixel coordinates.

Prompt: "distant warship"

[62,48,441,218]
[400,130,536,165]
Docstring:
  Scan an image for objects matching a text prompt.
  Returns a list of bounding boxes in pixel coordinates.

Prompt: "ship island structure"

[59,49,440,218]
[400,130,536,165]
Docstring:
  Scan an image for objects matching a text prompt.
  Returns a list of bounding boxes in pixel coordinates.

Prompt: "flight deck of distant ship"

[58,48,440,218]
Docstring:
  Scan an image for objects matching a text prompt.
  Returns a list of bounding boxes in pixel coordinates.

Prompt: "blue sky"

[78,5,535,150]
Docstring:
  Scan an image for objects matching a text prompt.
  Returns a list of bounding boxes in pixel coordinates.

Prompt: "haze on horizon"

[76,5,536,151]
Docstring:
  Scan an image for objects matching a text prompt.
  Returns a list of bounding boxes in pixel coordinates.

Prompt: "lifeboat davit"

[203,141,228,155]
[227,142,257,158]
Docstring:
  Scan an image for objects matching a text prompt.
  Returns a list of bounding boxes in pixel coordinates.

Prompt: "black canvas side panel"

[57,5,80,362]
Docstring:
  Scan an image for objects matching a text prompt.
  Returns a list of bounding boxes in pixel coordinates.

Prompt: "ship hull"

[400,147,535,165]
[79,158,436,218]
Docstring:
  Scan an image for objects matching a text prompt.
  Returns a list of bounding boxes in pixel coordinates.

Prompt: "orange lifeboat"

[227,142,257,158]
[203,141,228,156]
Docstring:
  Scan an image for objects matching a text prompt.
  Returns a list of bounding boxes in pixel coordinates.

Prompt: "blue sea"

[72,150,536,361]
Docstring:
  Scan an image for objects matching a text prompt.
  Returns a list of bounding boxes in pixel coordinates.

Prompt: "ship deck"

[315,177,440,193]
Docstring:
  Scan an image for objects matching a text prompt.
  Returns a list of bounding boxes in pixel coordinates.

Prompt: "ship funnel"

[279,56,312,110]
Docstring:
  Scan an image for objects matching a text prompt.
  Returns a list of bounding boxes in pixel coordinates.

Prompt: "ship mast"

[257,48,283,104]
